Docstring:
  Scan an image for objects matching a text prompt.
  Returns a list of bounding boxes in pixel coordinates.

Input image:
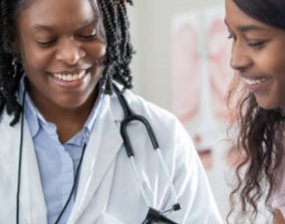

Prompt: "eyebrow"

[237,25,268,32]
[32,15,99,32]
[224,20,268,33]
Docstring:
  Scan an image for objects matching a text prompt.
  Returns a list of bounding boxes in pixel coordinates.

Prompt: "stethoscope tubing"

[17,90,26,224]
[15,84,180,224]
[120,114,159,157]
[17,90,87,224]
[113,84,180,213]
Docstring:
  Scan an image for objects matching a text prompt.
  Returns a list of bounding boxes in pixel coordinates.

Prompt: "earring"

[12,57,18,79]
[113,0,120,5]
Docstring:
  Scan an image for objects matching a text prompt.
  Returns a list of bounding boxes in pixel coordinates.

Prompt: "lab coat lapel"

[20,117,48,224]
[1,113,47,224]
[70,95,123,223]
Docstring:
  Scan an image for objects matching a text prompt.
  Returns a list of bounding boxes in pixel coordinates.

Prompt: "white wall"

[128,0,232,222]
[128,2,271,224]
[130,0,223,110]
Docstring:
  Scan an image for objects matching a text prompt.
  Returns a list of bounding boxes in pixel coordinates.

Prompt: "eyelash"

[248,40,266,48]
[227,34,267,49]
[36,40,56,47]
[227,34,235,40]
[36,32,98,47]
[79,32,97,40]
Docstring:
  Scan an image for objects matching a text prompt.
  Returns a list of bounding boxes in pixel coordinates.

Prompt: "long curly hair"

[0,0,134,126]
[227,76,285,223]
[226,0,285,222]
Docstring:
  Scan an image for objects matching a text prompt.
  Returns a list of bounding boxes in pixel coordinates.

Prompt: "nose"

[230,43,253,71]
[55,38,86,65]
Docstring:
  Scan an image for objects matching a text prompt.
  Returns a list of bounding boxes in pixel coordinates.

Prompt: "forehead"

[17,0,101,24]
[225,0,271,30]
[225,0,252,24]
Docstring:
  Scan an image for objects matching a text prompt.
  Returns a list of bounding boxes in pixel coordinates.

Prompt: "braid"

[115,1,133,86]
[98,0,134,94]
[0,0,135,125]
[0,0,24,126]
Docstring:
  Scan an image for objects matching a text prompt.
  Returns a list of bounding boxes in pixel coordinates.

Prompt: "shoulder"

[110,88,194,151]
[0,109,22,141]
[0,109,17,131]
[120,89,179,125]
[122,89,189,139]
[272,160,285,217]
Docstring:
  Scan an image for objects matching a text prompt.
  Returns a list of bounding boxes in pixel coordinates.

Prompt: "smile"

[53,70,86,81]
[242,77,269,85]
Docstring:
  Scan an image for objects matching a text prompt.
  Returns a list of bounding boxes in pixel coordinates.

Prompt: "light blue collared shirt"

[18,77,104,224]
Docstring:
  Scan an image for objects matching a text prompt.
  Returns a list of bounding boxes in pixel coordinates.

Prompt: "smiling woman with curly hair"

[225,0,285,223]
[0,0,223,223]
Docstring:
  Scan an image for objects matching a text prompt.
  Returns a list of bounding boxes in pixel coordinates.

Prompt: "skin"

[225,0,285,110]
[13,0,106,143]
[225,0,285,223]
[274,209,285,224]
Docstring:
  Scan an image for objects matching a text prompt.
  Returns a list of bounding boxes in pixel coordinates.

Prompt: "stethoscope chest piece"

[142,207,179,224]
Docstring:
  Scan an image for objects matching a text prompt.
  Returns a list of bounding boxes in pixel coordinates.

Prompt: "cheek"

[258,51,285,76]
[19,43,52,73]
[274,56,285,76]
[262,56,285,105]
[87,41,106,60]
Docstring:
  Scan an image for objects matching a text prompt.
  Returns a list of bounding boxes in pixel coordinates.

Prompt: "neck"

[28,87,99,144]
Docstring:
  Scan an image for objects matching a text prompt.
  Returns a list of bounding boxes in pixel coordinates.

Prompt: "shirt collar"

[18,76,40,137]
[18,76,105,139]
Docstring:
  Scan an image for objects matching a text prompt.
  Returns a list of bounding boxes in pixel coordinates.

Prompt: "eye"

[227,33,237,41]
[79,29,97,40]
[248,41,265,47]
[80,33,97,39]
[247,40,268,49]
[36,39,56,47]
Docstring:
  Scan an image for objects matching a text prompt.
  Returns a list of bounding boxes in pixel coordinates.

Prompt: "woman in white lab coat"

[0,0,222,223]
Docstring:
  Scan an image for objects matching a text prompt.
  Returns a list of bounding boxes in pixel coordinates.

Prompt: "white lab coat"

[0,89,223,224]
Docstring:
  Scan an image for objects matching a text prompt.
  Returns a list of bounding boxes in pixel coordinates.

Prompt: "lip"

[51,68,89,75]
[49,68,91,89]
[239,73,272,93]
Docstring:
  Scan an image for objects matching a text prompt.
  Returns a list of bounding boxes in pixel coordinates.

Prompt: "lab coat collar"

[69,93,124,224]
[0,89,124,224]
[1,110,48,224]
[20,117,48,224]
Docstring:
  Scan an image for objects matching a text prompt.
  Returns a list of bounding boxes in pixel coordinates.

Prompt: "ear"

[9,27,19,54]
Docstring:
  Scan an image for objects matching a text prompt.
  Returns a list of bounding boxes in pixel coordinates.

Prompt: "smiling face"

[14,0,106,113]
[225,0,285,109]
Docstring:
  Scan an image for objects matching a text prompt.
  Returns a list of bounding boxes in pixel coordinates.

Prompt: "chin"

[53,97,86,109]
[257,101,280,111]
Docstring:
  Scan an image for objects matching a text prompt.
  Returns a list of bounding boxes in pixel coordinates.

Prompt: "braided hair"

[0,0,134,126]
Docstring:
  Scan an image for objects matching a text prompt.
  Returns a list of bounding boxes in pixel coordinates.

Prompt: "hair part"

[0,0,134,125]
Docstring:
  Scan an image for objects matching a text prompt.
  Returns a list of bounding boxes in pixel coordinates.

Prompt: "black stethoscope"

[113,85,181,224]
[16,84,181,224]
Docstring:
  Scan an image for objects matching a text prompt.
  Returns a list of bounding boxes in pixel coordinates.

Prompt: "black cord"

[54,143,87,224]
[16,90,26,224]
[16,89,88,224]
[112,84,133,118]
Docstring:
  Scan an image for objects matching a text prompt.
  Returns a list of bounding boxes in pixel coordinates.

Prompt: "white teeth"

[242,77,268,85]
[53,70,86,81]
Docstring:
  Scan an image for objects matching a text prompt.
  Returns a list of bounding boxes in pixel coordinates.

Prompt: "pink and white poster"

[171,5,233,168]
